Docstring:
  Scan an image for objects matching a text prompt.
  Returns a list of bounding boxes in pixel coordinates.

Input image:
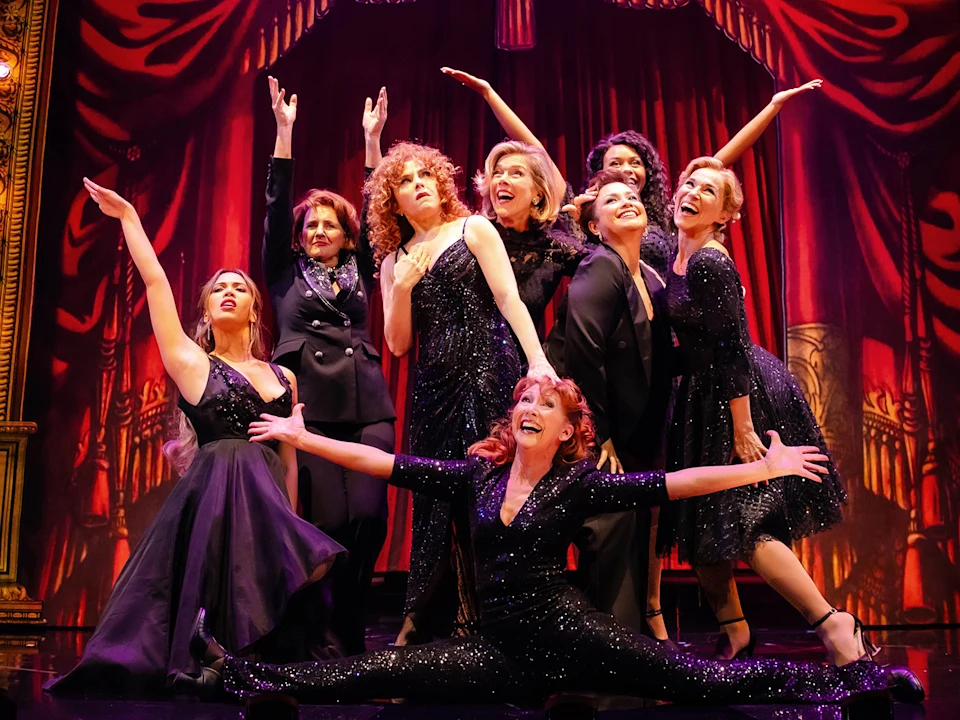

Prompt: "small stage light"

[0,62,11,79]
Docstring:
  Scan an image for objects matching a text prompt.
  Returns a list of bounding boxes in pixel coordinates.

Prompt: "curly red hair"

[363,141,472,266]
[469,377,596,466]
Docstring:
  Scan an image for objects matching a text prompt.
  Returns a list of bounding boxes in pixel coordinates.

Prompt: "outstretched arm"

[264,76,298,285]
[83,178,208,402]
[442,67,565,190]
[714,80,822,167]
[250,404,473,500]
[269,75,297,160]
[465,217,557,379]
[584,431,828,514]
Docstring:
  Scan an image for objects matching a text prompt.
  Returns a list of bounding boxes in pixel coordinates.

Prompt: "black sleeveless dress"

[45,356,343,695]
[401,219,522,635]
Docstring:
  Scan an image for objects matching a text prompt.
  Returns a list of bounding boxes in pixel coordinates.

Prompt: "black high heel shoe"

[643,608,677,648]
[172,608,227,698]
[713,616,755,660]
[811,608,881,662]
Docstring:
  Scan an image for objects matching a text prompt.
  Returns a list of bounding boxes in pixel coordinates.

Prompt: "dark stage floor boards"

[0,621,952,719]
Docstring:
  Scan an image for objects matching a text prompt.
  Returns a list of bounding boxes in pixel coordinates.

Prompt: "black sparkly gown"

[657,248,846,563]
[401,218,522,637]
[222,455,885,704]
[45,357,343,695]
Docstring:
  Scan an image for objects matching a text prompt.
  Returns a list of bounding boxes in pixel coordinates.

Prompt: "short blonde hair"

[673,156,743,233]
[474,141,563,228]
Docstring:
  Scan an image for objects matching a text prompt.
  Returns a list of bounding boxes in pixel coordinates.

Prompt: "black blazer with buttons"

[263,157,395,425]
[544,242,673,464]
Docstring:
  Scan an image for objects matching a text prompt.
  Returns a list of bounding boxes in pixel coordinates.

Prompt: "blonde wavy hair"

[363,141,471,266]
[673,156,743,239]
[163,268,270,475]
[474,141,563,228]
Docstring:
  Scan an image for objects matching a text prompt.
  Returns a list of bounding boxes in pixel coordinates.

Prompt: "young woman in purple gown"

[45,179,342,696]
[179,377,922,707]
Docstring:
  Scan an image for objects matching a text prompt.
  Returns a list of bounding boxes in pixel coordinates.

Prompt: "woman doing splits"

[184,378,922,706]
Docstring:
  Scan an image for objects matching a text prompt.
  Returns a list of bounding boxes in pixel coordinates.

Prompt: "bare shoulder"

[277,364,297,387]
[463,214,500,250]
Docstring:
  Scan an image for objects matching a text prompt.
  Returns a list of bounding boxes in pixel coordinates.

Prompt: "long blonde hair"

[474,140,563,227]
[163,269,269,474]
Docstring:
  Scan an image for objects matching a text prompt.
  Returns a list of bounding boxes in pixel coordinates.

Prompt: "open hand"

[762,430,828,483]
[363,86,388,139]
[268,75,297,128]
[83,177,134,220]
[249,403,307,445]
[772,79,822,107]
[441,67,492,97]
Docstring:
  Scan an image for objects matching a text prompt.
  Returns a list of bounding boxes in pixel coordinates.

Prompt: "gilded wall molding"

[0,0,56,625]
[0,0,53,421]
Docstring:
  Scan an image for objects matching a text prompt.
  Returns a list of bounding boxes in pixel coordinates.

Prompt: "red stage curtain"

[251,0,781,571]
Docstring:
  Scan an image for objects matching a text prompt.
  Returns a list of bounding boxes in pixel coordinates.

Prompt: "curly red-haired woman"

[178,376,922,707]
[365,141,556,646]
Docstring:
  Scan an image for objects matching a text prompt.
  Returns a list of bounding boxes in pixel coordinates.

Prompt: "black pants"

[572,449,652,631]
[299,419,395,655]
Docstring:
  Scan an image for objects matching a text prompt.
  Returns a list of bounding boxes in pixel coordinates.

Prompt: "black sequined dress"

[401,219,522,636]
[45,357,343,695]
[223,455,884,704]
[657,248,846,564]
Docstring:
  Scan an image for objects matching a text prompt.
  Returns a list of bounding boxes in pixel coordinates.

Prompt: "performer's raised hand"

[362,86,389,140]
[772,79,822,108]
[84,178,134,220]
[441,67,492,98]
[269,75,297,129]
[561,187,599,224]
[250,403,307,446]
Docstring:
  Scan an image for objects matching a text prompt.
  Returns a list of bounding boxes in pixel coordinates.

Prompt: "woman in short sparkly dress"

[45,180,342,695]
[366,142,555,645]
[182,377,922,707]
[658,157,870,665]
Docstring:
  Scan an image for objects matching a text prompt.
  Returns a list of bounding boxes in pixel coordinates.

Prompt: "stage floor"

[1,622,954,719]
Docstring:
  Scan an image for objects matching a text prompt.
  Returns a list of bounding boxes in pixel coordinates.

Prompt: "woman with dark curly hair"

[575,80,823,280]
[178,376,922,708]
[365,141,556,646]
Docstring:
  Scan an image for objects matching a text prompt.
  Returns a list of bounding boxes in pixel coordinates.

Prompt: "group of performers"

[45,68,925,707]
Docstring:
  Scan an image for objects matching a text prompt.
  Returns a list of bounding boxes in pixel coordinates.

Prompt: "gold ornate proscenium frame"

[0,0,57,625]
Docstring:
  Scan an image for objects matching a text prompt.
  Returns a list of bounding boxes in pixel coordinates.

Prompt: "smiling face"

[588,181,647,240]
[205,271,256,329]
[511,382,574,456]
[673,167,730,234]
[490,153,540,228]
[300,205,347,266]
[602,144,647,192]
[393,160,440,221]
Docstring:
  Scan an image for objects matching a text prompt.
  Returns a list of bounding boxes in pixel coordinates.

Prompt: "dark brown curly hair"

[469,376,596,466]
[363,141,472,266]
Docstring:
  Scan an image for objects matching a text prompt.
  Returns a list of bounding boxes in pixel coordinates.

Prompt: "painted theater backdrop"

[19,0,960,628]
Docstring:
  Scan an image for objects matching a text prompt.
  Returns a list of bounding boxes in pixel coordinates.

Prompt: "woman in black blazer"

[262,77,396,656]
[544,169,674,641]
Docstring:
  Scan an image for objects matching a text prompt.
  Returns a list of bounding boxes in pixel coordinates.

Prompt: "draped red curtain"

[250,0,781,571]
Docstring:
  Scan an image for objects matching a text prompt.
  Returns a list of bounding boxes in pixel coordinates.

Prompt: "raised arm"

[362,86,388,170]
[250,403,473,501]
[379,249,428,356]
[83,179,208,403]
[263,76,298,285]
[464,217,557,378]
[713,80,822,167]
[583,431,827,515]
[442,67,565,191]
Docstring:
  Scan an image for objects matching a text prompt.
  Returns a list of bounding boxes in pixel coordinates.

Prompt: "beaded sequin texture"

[658,248,846,564]
[402,225,522,624]
[223,454,885,704]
